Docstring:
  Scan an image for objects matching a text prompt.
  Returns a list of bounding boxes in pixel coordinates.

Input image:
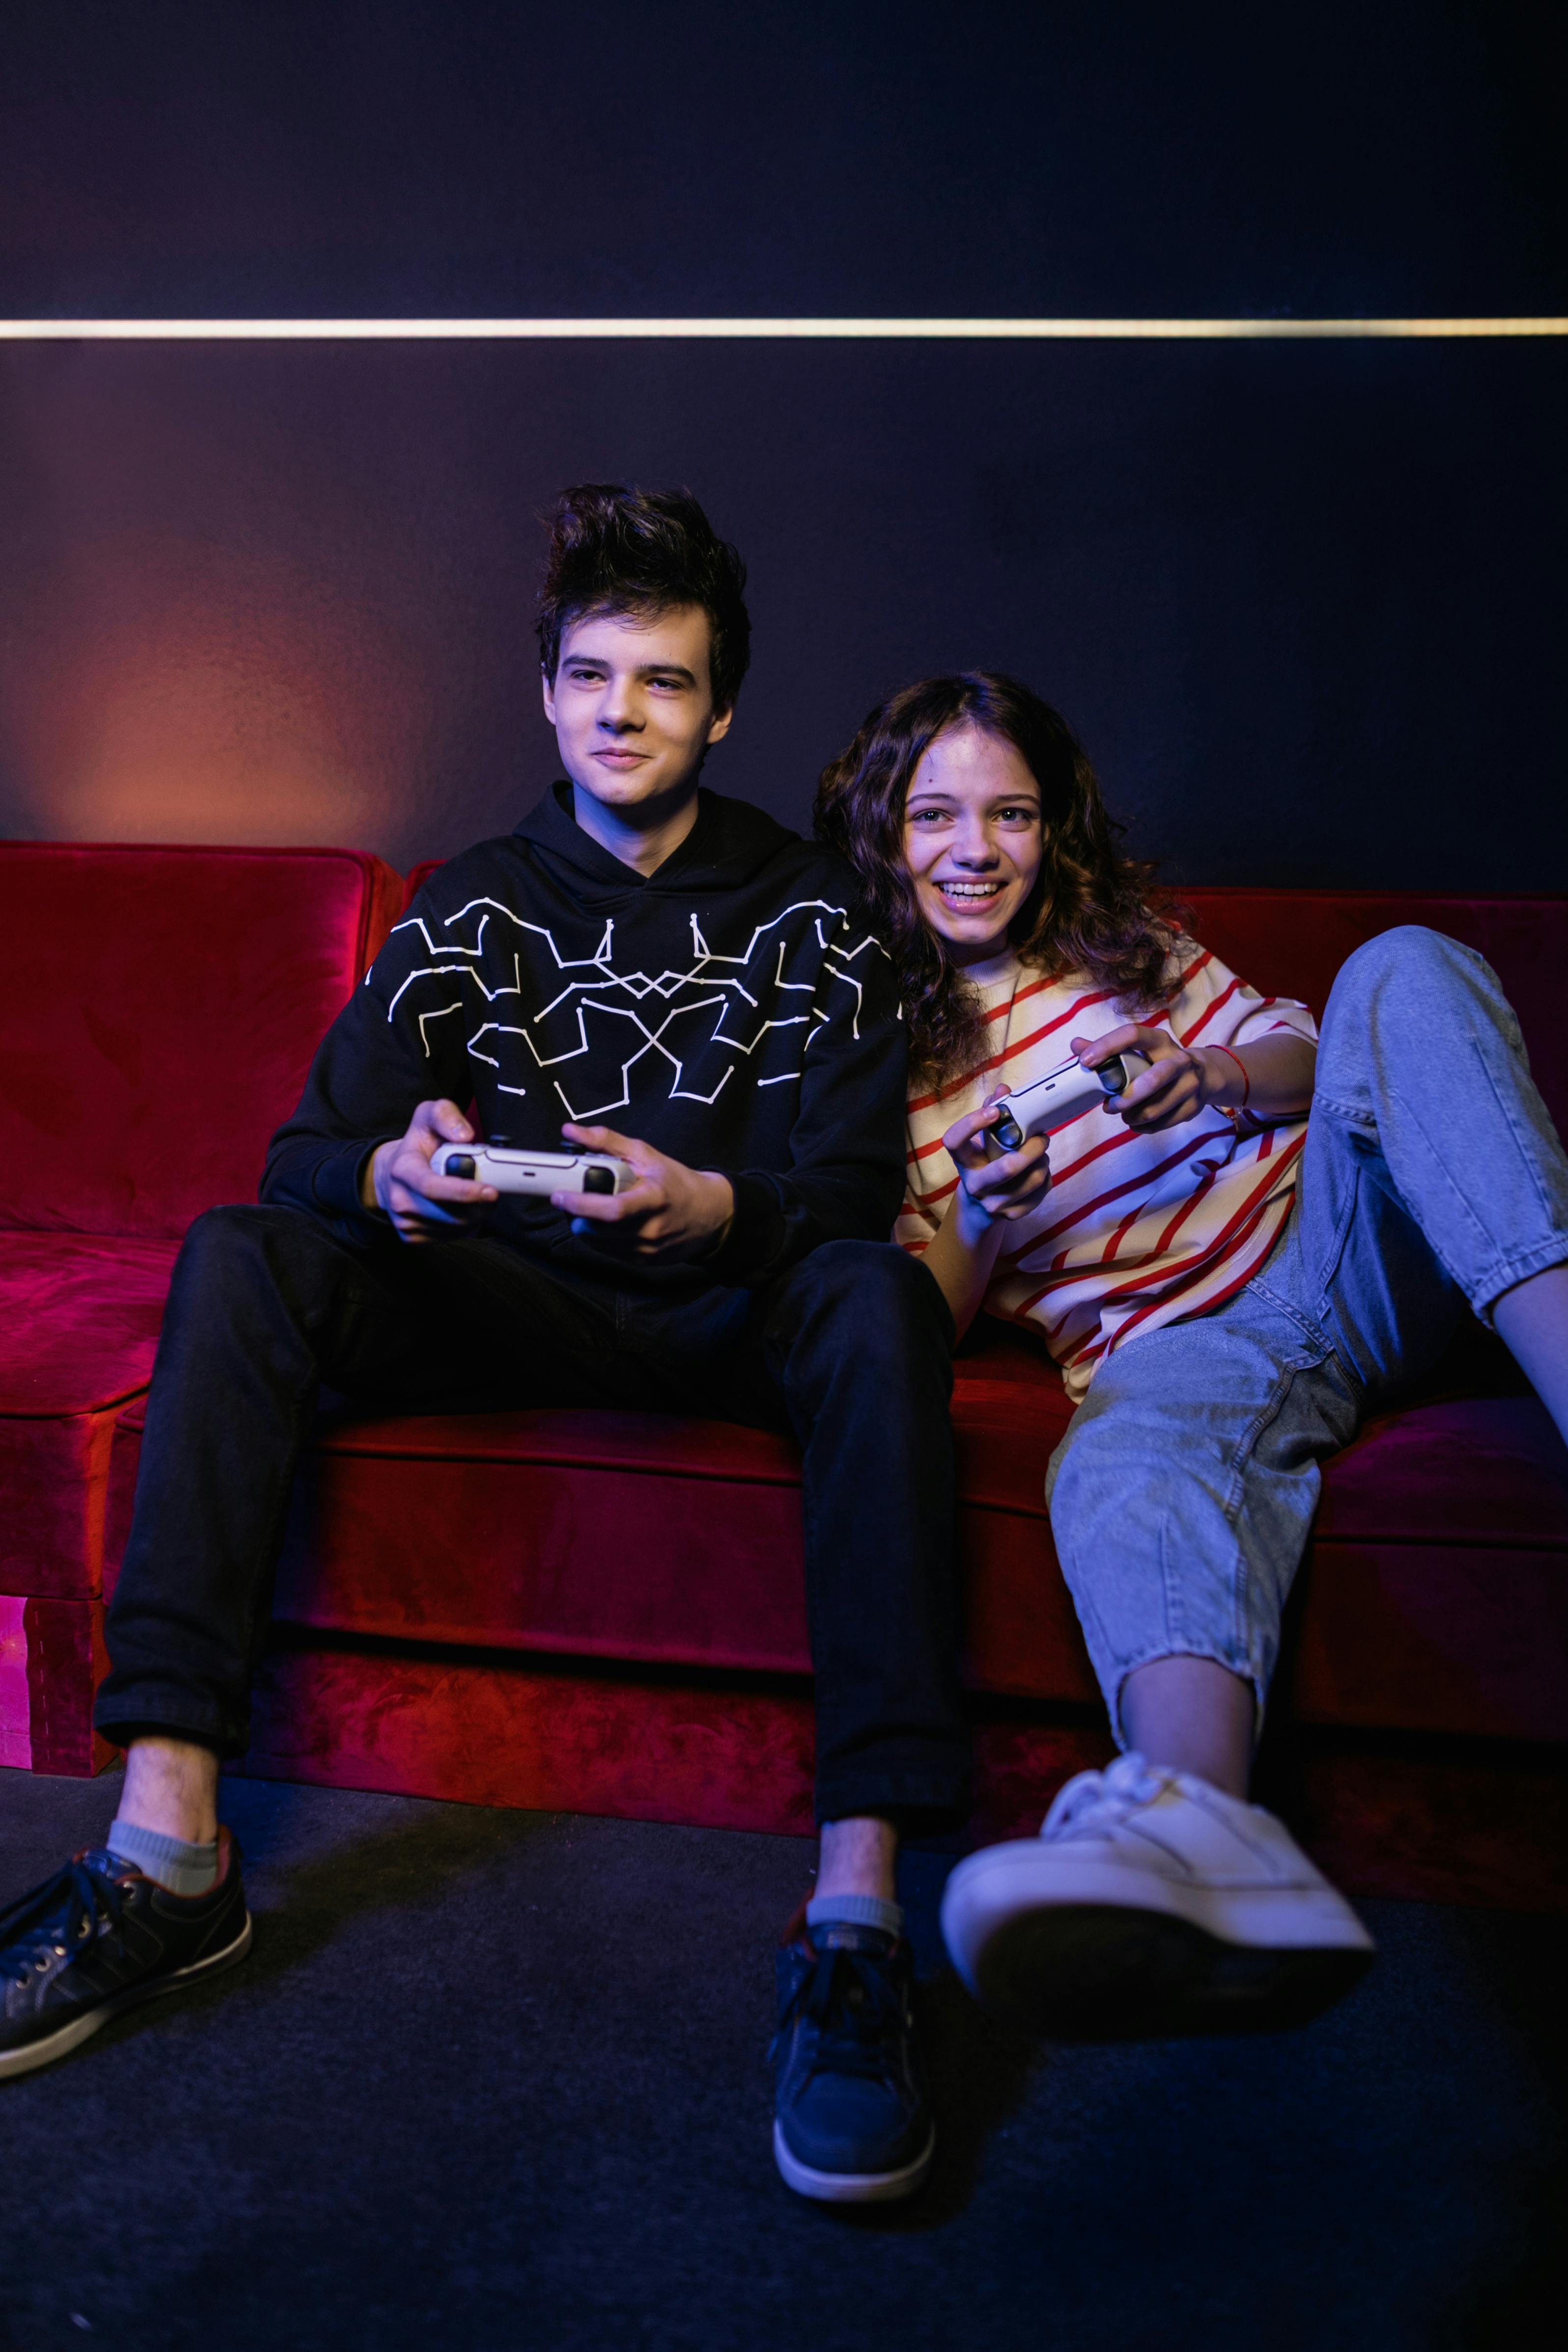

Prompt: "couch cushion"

[0,1232,181,1599]
[285,1408,813,1672]
[105,1327,1087,1684]
[1291,1393,1568,1742]
[0,1232,180,1419]
[0,842,402,1237]
[104,1319,1567,1739]
[1313,1395,1568,1547]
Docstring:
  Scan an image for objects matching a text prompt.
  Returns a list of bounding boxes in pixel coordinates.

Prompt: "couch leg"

[0,1595,116,1776]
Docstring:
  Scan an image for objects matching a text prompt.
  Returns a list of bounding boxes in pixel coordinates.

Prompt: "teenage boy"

[0,486,961,2203]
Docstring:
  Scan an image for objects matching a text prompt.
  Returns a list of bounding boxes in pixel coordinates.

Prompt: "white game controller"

[983,1047,1152,1157]
[429,1143,638,1198]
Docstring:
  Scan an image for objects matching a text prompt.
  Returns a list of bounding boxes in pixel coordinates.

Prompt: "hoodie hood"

[514,781,802,911]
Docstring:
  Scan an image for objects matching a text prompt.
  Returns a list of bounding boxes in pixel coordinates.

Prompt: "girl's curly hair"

[814,672,1180,1085]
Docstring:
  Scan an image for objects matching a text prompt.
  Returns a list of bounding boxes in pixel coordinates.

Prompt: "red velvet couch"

[0,843,402,1774]
[10,848,1568,1911]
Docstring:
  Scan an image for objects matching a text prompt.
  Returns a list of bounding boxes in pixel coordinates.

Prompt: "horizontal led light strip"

[0,316,1563,340]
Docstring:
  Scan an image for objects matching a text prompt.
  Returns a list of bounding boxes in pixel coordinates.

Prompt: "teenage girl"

[816,672,1568,2035]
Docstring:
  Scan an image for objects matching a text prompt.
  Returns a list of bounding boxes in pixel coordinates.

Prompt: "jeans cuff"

[92,1690,243,1760]
[1106,1645,1267,1752]
[814,1761,971,1835]
[1470,1237,1568,1330]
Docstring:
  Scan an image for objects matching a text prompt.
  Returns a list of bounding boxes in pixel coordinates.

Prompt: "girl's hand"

[1072,1023,1220,1133]
[942,1091,1051,1223]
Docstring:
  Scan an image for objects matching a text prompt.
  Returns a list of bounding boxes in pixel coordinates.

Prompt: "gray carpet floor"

[0,1764,1563,2352]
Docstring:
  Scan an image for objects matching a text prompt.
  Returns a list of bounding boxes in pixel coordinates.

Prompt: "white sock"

[806,1892,904,1939]
[106,1819,219,1897]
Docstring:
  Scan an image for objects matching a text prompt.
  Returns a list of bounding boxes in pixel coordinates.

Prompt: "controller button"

[582,1166,614,1195]
[446,1154,477,1180]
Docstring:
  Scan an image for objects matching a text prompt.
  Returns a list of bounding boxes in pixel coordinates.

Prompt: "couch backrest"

[1,843,403,1237]
[407,864,1567,1135]
[1182,891,1568,1136]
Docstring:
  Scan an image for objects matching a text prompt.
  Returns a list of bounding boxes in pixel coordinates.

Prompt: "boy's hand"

[942,1092,1050,1224]
[556,1123,735,1258]
[1073,1024,1220,1133]
[363,1099,499,1245]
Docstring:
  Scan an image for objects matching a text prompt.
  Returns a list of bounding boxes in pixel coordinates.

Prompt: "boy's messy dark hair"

[815,671,1181,1086]
[535,483,751,713]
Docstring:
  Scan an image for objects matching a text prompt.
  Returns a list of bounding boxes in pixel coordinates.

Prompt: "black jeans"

[98,1206,968,1828]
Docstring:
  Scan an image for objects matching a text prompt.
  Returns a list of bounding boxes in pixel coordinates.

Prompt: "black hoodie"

[262,784,909,1290]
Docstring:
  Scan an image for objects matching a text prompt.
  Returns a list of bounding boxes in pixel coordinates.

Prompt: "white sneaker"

[941,1753,1375,2038]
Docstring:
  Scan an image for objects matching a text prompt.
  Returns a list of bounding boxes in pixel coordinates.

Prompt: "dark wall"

[2,2,1564,885]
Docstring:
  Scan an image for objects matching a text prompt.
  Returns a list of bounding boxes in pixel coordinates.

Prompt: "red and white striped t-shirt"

[896,942,1317,1400]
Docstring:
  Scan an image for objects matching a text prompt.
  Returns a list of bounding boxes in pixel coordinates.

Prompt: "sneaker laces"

[0,1852,132,1986]
[771,1942,908,2087]
[1041,1752,1172,1844]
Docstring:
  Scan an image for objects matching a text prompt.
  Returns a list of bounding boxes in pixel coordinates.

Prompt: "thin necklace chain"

[992,956,1023,1076]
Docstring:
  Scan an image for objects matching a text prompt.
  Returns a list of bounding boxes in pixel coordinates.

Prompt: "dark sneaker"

[771,1915,934,2203]
[0,1830,252,2080]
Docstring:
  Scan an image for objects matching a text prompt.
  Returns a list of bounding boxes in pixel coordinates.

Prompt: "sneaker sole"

[772,2119,936,2204]
[944,1851,1373,2039]
[0,1909,254,2082]
[964,1901,1373,2038]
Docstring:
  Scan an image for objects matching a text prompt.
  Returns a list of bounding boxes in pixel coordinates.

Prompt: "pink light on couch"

[0,1598,31,1770]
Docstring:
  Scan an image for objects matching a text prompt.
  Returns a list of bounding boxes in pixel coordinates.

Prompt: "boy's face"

[543,606,733,814]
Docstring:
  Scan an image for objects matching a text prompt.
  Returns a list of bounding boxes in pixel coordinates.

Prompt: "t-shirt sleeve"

[1162,939,1318,1053]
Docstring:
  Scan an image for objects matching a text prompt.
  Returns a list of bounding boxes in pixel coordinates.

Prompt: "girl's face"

[901,724,1044,968]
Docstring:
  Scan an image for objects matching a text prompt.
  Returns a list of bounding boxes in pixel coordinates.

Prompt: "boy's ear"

[705,702,735,747]
[541,666,557,724]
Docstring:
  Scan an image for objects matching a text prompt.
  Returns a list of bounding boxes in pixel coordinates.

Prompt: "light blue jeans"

[1045,927,1568,1741]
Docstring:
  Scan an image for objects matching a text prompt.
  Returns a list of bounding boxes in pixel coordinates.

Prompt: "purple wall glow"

[2,4,1564,885]
[2,336,1563,887]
